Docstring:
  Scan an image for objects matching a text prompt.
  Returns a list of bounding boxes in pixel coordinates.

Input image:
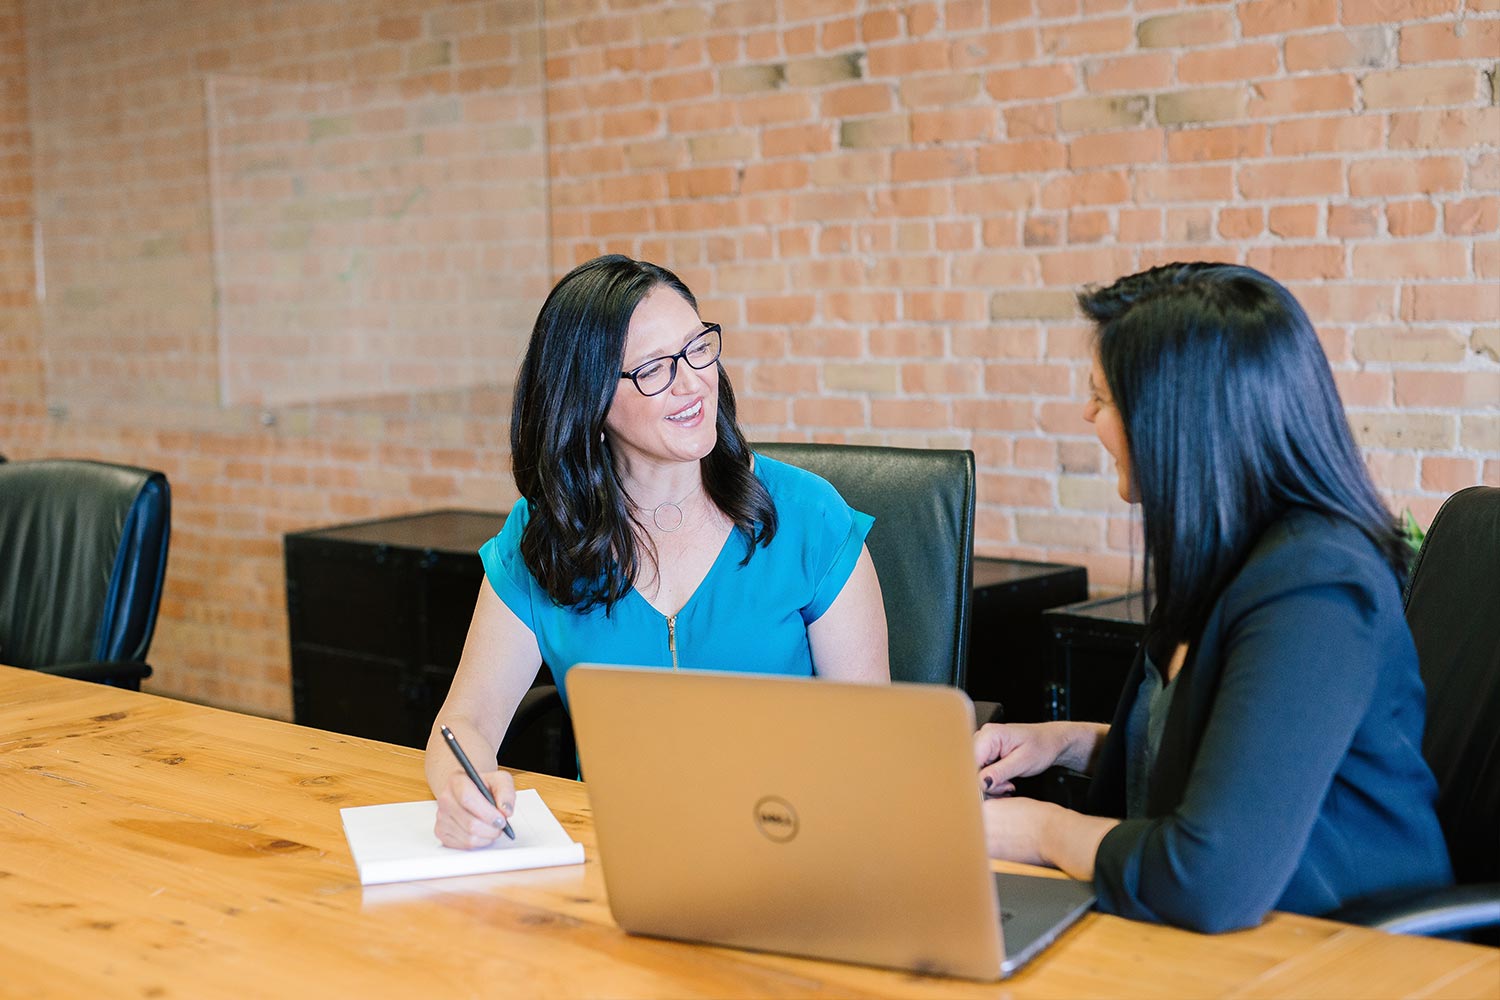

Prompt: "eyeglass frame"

[617,322,723,397]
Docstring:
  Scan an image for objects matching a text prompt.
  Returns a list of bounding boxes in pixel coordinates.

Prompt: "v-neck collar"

[629,524,739,620]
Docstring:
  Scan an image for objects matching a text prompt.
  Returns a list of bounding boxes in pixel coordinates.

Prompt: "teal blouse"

[479,455,874,707]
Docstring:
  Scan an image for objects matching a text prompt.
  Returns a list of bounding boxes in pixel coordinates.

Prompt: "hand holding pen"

[436,724,516,848]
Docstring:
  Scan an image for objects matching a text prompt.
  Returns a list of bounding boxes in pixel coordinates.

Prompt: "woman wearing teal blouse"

[426,255,889,849]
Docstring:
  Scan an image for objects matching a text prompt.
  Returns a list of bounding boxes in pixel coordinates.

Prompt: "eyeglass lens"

[630,325,721,396]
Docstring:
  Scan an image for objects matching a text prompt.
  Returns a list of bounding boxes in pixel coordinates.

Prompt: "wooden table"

[3,667,1495,999]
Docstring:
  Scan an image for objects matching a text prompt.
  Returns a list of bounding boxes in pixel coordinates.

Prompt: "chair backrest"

[0,459,171,669]
[754,442,975,687]
[1403,485,1500,887]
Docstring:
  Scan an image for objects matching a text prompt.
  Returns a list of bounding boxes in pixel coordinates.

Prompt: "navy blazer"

[1086,509,1453,932]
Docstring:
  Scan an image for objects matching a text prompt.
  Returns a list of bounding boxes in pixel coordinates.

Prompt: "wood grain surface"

[3,667,1494,999]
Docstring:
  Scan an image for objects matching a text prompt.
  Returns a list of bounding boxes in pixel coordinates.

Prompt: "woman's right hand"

[433,768,517,849]
[973,722,1076,797]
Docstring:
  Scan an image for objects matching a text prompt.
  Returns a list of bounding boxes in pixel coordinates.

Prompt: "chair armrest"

[1330,883,1500,937]
[511,684,563,731]
[34,661,153,687]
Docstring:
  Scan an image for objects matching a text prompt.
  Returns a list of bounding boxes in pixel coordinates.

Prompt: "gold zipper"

[666,614,679,671]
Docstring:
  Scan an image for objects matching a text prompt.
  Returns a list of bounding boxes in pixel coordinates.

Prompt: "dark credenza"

[1025,592,1149,809]
[1041,592,1148,724]
[284,509,1093,752]
[285,509,506,750]
[967,558,1088,721]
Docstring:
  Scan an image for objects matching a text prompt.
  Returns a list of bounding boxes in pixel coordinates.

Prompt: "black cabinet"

[1041,592,1149,724]
[285,511,1092,756]
[1025,592,1149,809]
[966,558,1089,721]
[286,509,507,749]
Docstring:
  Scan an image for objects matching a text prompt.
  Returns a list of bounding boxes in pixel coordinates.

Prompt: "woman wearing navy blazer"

[975,263,1453,932]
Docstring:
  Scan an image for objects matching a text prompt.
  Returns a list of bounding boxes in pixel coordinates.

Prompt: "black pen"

[440,724,515,840]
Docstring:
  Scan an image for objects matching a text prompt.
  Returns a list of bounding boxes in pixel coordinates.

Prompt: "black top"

[1086,509,1453,932]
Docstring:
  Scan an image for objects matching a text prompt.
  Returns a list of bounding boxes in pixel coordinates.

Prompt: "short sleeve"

[803,501,874,624]
[478,501,538,633]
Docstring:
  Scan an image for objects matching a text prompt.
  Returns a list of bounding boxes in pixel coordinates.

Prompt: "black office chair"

[500,443,982,778]
[0,458,171,690]
[754,442,976,688]
[1332,485,1500,940]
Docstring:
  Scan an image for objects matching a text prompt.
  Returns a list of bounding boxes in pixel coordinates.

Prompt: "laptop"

[566,665,1096,981]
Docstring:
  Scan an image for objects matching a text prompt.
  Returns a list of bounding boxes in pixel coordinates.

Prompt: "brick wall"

[1,0,1496,718]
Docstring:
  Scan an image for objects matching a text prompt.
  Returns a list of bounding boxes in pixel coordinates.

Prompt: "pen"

[440,724,515,840]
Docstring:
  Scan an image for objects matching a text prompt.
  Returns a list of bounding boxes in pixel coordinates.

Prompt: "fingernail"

[501,802,513,816]
[982,776,992,791]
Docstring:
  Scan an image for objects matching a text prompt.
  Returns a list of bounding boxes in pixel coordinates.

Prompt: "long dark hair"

[510,254,776,612]
[1078,262,1408,651]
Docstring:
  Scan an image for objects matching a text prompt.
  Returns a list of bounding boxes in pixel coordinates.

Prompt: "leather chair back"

[754,443,975,687]
[1404,485,1500,887]
[0,459,171,682]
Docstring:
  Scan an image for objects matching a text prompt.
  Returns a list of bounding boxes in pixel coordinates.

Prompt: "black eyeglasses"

[619,323,723,397]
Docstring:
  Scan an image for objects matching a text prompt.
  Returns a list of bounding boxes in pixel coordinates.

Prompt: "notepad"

[341,789,585,885]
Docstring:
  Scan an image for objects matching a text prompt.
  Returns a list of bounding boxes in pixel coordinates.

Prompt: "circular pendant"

[652,501,684,532]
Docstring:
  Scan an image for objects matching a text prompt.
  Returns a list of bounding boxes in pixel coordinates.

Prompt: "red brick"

[1328,205,1381,238]
[1351,241,1469,279]
[865,40,950,77]
[1041,170,1130,209]
[1445,197,1500,236]
[977,139,1067,173]
[872,399,951,429]
[1240,0,1337,35]
[1401,283,1500,322]
[1353,156,1465,198]
[1363,66,1481,108]
[1270,116,1384,156]
[1081,53,1173,93]
[1420,457,1481,494]
[1167,124,1267,162]
[1178,44,1280,85]
[1133,164,1235,203]
[1158,208,1207,243]
[1005,102,1059,137]
[1025,215,1063,247]
[1284,28,1390,70]
[892,148,975,182]
[1137,10,1235,48]
[763,124,836,157]
[1344,0,1461,27]
[1245,244,1346,280]
[1385,200,1438,236]
[984,64,1077,102]
[1040,18,1133,56]
[1248,74,1356,117]
[822,83,895,118]
[1390,108,1500,150]
[911,107,999,144]
[1396,371,1500,408]
[1069,129,1164,169]
[1239,159,1344,199]
[1119,208,1164,242]
[1269,204,1320,239]
[949,28,1036,69]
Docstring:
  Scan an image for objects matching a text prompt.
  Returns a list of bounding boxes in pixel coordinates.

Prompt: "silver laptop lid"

[568,666,1007,981]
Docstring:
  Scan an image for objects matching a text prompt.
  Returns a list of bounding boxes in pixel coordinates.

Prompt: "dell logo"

[752,796,799,843]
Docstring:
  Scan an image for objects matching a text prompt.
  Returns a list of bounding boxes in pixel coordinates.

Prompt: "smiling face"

[604,284,720,478]
[1084,352,1134,504]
